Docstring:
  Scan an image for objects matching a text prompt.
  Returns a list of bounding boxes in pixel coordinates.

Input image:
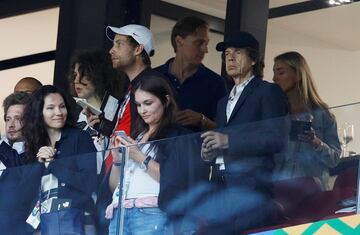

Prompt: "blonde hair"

[274,51,330,113]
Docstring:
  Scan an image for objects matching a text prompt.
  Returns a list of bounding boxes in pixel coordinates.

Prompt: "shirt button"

[57,150,61,155]
[61,182,66,187]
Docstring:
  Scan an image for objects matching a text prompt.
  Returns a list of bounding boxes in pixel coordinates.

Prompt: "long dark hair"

[131,76,177,141]
[22,85,75,162]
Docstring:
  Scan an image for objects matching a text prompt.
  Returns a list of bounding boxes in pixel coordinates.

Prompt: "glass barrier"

[113,102,360,234]
[0,102,359,235]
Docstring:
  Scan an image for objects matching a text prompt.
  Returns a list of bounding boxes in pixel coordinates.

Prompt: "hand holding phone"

[73,97,102,115]
[290,120,312,142]
[115,131,131,143]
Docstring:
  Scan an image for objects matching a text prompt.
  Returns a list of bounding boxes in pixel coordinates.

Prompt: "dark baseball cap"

[216,31,259,52]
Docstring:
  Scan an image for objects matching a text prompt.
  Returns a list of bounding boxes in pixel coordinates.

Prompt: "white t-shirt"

[125,143,159,199]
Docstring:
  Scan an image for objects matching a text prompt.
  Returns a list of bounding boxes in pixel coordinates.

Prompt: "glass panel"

[112,103,359,234]
[0,102,359,234]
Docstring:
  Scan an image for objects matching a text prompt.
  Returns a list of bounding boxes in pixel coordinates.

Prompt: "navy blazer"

[44,127,97,213]
[215,77,289,193]
[1,127,97,217]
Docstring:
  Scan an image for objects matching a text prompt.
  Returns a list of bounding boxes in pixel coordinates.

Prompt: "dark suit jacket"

[215,76,289,194]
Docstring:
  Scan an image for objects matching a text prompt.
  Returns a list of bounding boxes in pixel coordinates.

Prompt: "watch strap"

[142,156,152,170]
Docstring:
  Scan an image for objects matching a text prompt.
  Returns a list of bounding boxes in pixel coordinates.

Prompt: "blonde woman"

[272,51,341,190]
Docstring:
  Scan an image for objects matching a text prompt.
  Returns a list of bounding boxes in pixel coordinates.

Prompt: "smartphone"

[115,130,131,142]
[73,97,102,115]
[290,120,312,141]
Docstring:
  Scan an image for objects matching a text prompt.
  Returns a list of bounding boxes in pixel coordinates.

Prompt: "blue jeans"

[40,208,85,235]
[108,207,168,235]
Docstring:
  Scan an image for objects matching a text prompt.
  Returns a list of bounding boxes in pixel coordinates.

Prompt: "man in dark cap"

[190,31,289,234]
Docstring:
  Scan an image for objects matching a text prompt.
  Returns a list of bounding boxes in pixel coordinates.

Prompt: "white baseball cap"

[106,24,155,57]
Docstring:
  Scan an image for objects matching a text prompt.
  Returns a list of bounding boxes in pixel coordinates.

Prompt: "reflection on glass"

[340,123,355,157]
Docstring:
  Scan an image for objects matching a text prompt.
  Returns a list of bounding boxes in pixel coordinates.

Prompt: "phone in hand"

[73,97,102,115]
[115,131,131,142]
[290,120,312,142]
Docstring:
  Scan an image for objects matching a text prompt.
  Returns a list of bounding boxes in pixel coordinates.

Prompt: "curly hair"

[69,50,128,100]
[22,85,75,162]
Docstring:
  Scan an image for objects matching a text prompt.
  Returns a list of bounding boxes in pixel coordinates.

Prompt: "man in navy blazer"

[199,31,289,234]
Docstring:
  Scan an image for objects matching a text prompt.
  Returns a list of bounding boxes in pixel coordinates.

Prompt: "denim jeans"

[40,208,85,235]
[108,207,168,235]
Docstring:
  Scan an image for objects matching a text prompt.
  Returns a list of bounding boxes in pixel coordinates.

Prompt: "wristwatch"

[140,156,152,170]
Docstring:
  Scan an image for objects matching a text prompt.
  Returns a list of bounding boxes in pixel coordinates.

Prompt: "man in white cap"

[87,24,163,144]
[89,24,166,235]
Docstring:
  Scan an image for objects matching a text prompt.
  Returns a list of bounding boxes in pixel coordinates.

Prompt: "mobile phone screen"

[115,131,130,142]
[290,120,312,141]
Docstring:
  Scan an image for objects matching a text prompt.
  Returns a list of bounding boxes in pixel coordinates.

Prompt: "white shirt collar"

[1,136,25,154]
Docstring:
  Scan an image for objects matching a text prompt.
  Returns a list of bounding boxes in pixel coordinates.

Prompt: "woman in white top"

[106,75,190,235]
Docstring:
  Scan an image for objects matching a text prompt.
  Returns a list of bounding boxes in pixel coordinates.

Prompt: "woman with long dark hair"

[22,85,97,234]
[105,76,208,234]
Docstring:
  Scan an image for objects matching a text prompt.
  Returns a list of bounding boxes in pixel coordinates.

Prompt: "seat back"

[272,176,322,216]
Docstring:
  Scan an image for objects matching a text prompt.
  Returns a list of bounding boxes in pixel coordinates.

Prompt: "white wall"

[264,22,360,153]
[0,8,58,133]
[264,23,360,107]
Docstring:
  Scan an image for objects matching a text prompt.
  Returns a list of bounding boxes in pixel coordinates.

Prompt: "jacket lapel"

[227,77,261,124]
[218,96,228,127]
